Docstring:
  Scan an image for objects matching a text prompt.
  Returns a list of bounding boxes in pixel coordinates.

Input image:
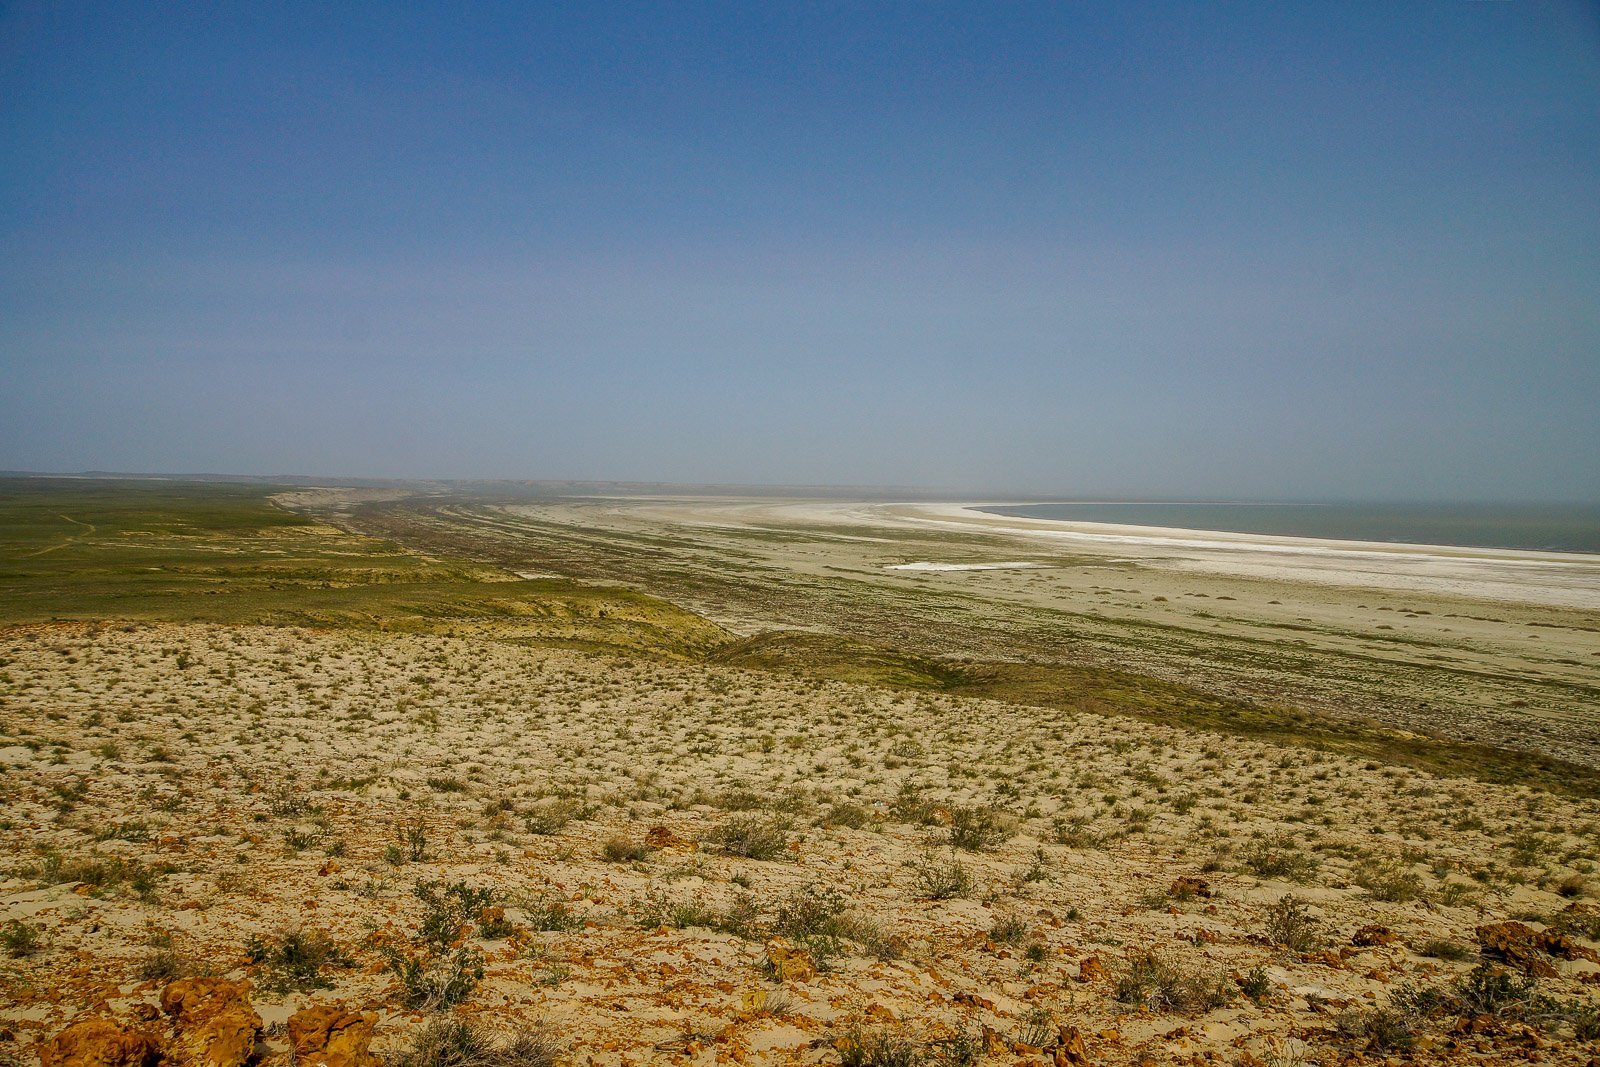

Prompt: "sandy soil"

[3,622,1598,1065]
[455,496,1600,769]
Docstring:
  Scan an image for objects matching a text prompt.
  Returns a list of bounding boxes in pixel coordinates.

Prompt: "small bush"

[600,837,651,863]
[1239,965,1273,1001]
[139,947,187,982]
[948,805,1014,852]
[1051,813,1104,847]
[395,815,429,862]
[382,946,485,1011]
[1353,859,1427,903]
[1262,895,1324,952]
[912,852,973,900]
[1114,950,1231,1013]
[717,814,792,860]
[1334,1004,1419,1053]
[523,798,583,836]
[1564,996,1600,1041]
[414,881,495,951]
[1452,963,1552,1020]
[1240,833,1319,882]
[1419,938,1472,962]
[246,928,352,994]
[819,802,873,829]
[384,1017,561,1067]
[1548,904,1600,940]
[1,920,42,959]
[520,896,581,933]
[987,915,1029,946]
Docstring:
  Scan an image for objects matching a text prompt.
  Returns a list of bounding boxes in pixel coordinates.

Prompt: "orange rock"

[40,1017,159,1067]
[1475,921,1584,977]
[159,978,261,1067]
[1053,1025,1091,1066]
[1076,956,1108,983]
[1352,924,1396,947]
[286,1005,378,1067]
[981,1027,1009,1058]
[764,938,817,983]
[644,826,693,850]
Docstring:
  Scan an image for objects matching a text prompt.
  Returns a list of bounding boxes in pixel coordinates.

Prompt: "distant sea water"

[974,502,1600,555]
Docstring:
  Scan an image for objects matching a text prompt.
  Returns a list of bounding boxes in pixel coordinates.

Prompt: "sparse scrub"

[246,927,352,994]
[947,804,1015,852]
[912,851,973,900]
[1115,950,1231,1013]
[1241,833,1319,882]
[383,1016,559,1067]
[716,813,793,859]
[600,836,651,863]
[523,797,583,835]
[2,920,42,958]
[1262,895,1324,952]
[1353,858,1427,903]
[833,1022,979,1067]
[29,848,162,900]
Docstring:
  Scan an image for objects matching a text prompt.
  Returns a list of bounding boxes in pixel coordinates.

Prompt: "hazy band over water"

[977,502,1600,555]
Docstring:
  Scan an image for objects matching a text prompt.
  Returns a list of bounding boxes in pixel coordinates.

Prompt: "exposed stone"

[1352,925,1397,947]
[39,1018,159,1067]
[159,978,262,1067]
[1053,1025,1092,1066]
[286,1005,378,1067]
[763,937,817,983]
[644,826,693,850]
[1077,956,1108,983]
[1475,921,1596,977]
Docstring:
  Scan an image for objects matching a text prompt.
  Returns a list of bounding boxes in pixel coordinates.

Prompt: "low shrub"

[1262,895,1324,952]
[1114,950,1231,1013]
[912,852,973,901]
[947,805,1015,852]
[383,1017,561,1067]
[716,814,793,860]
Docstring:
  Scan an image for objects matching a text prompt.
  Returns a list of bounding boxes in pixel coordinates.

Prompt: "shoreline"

[889,500,1600,565]
[860,501,1600,610]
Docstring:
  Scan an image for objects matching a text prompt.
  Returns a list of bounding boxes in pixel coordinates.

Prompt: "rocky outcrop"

[1475,920,1598,977]
[159,978,262,1067]
[1352,924,1397,947]
[286,1005,378,1067]
[763,937,817,982]
[39,1018,159,1067]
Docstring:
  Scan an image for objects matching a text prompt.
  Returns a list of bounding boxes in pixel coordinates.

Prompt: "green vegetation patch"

[0,478,726,657]
[711,631,966,689]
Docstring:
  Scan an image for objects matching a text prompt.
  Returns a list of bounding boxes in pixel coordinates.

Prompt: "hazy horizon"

[4,3,1598,503]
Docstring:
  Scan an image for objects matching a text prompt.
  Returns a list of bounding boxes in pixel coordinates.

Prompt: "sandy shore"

[878,502,1600,610]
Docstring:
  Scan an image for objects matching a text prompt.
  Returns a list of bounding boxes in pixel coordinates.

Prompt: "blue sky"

[3,2,1597,499]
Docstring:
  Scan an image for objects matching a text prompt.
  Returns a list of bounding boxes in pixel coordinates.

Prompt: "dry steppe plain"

[3,480,1599,1067]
